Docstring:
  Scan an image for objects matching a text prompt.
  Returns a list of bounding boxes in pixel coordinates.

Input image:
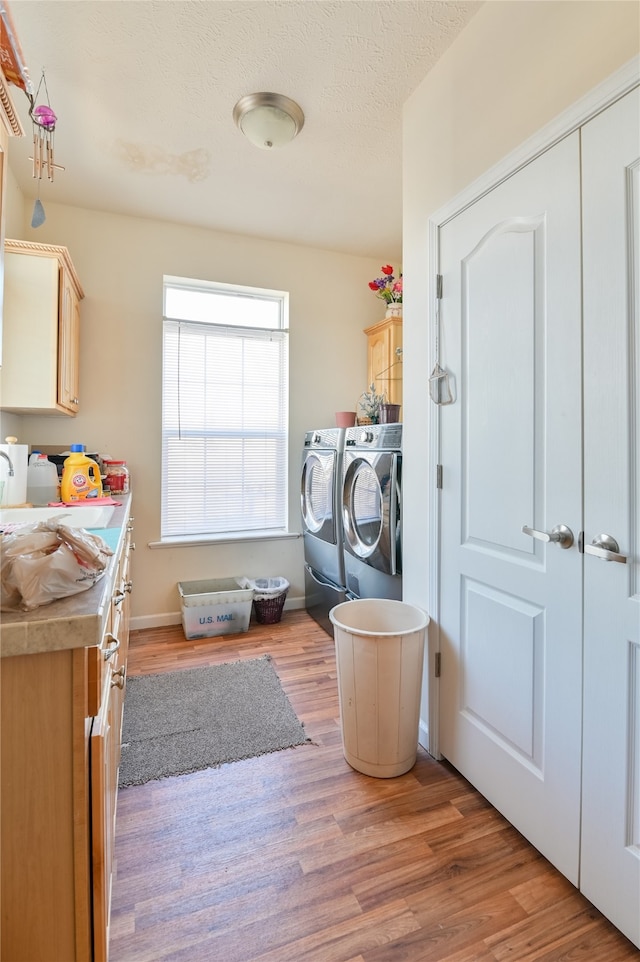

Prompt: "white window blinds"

[161,283,289,540]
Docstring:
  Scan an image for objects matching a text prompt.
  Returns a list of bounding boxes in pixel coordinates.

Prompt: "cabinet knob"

[124,580,133,593]
[111,666,126,689]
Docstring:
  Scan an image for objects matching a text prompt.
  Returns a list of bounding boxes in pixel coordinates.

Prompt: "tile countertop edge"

[0,494,132,658]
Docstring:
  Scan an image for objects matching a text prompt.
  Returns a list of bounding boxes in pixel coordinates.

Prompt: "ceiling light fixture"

[233,92,304,150]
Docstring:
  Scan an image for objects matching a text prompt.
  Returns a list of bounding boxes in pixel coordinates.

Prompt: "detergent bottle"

[61,445,103,501]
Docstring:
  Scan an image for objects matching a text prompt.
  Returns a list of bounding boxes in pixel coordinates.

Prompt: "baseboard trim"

[130,593,306,632]
[419,719,439,760]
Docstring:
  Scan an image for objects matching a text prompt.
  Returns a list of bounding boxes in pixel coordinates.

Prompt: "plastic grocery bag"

[1,520,113,611]
[237,576,290,600]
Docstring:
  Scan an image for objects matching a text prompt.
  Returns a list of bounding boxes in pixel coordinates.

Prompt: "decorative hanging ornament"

[28,70,64,183]
[31,197,46,228]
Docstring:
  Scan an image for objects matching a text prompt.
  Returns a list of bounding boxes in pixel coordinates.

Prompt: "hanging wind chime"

[28,70,65,227]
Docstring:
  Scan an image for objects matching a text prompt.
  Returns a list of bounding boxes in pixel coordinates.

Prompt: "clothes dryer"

[341,423,402,600]
[301,428,348,634]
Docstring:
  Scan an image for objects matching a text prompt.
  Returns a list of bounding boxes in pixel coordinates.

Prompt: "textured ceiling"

[6,0,480,259]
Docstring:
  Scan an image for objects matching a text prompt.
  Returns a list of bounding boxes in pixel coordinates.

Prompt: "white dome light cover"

[233,92,304,150]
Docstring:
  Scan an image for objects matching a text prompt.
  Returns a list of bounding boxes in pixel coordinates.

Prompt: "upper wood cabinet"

[364,315,403,409]
[1,239,84,416]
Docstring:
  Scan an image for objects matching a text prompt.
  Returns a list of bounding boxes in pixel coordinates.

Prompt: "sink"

[0,505,115,529]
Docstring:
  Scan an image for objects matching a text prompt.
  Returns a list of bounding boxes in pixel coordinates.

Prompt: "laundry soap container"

[26,453,59,505]
[61,445,103,501]
[329,599,429,778]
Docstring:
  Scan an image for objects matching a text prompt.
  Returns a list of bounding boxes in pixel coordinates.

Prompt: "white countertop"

[0,495,132,658]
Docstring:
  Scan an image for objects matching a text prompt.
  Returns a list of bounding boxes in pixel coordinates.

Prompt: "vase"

[385,303,402,319]
[379,403,401,424]
[335,411,356,428]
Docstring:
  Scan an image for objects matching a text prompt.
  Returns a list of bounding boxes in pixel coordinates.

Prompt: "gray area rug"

[118,655,309,787]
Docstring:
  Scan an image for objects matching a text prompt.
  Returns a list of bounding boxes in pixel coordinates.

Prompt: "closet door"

[580,86,640,948]
[438,132,584,883]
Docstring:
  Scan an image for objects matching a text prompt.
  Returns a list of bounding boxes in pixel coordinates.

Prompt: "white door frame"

[426,56,640,760]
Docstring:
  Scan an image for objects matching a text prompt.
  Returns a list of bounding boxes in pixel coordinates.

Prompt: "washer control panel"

[345,424,402,449]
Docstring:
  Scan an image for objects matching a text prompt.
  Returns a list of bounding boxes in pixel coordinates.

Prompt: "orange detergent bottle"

[60,445,103,501]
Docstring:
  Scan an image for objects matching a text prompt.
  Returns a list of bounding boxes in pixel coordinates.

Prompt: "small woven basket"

[253,589,289,624]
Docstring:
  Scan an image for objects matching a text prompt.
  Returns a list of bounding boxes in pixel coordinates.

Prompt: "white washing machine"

[341,423,402,600]
[301,428,348,634]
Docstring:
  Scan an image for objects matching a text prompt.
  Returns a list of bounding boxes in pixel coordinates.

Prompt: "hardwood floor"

[110,611,638,962]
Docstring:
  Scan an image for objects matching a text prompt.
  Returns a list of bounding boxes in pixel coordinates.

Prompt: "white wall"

[0,134,25,443]
[2,179,389,623]
[401,0,640,746]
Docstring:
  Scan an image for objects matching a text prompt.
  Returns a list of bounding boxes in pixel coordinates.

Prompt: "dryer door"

[342,451,399,574]
[301,451,337,544]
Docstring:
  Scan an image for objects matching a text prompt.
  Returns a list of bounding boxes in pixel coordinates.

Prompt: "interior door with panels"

[437,83,640,948]
[580,86,640,947]
[438,132,584,884]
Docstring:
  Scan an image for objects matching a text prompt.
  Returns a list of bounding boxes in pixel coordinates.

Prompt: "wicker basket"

[253,589,289,624]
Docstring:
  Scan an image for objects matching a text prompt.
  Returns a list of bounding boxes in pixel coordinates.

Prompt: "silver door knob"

[584,534,627,565]
[522,524,574,549]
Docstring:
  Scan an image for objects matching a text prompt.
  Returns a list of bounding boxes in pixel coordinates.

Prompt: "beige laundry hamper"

[329,599,429,778]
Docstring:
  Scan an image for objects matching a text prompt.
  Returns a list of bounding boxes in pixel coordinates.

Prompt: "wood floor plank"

[109,612,640,962]
[364,888,529,962]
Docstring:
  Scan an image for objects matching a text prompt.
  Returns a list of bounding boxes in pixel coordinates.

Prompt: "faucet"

[0,451,14,476]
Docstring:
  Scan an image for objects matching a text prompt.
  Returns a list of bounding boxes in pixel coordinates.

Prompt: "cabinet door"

[1,251,60,410]
[364,317,403,408]
[1,240,83,415]
[59,267,81,412]
[91,678,117,962]
[91,521,133,960]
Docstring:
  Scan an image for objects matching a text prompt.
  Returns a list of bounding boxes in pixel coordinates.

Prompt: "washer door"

[301,451,337,544]
[342,452,400,574]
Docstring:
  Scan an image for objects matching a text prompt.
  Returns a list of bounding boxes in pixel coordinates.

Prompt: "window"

[162,276,289,541]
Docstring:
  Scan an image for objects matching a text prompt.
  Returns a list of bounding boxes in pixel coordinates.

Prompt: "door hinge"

[436,464,443,489]
[436,274,443,299]
[434,651,441,678]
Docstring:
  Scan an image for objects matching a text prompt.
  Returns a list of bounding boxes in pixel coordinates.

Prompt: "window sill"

[148,530,302,549]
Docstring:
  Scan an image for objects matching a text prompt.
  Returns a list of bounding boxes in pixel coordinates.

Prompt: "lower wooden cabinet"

[0,646,94,961]
[91,526,132,962]
[0,517,133,961]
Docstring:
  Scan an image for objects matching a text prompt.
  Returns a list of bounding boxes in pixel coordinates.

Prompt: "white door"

[438,131,584,883]
[438,87,640,945]
[580,88,640,947]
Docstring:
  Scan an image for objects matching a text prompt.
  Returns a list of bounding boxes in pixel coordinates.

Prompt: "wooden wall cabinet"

[1,239,84,416]
[364,315,403,409]
[0,514,133,961]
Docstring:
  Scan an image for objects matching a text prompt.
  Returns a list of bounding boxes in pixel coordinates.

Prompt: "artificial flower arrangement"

[358,384,386,423]
[368,265,402,304]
